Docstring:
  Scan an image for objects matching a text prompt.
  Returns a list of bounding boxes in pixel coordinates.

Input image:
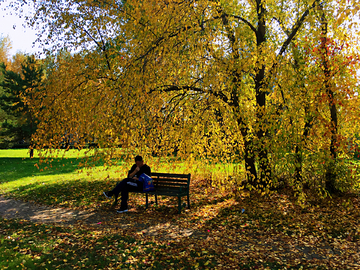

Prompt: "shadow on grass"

[8,176,116,209]
[0,218,149,269]
[0,157,107,184]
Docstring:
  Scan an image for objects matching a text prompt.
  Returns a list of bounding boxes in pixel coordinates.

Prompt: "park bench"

[114,172,191,214]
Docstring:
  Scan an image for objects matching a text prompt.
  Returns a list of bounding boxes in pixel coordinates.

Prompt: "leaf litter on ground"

[1,176,360,269]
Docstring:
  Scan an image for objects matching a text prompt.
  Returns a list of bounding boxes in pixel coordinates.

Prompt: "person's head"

[135,155,144,167]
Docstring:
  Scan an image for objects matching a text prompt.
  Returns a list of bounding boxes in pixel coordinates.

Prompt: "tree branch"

[277,0,319,58]
[149,85,203,94]
[231,15,257,33]
[266,0,320,83]
[96,26,112,71]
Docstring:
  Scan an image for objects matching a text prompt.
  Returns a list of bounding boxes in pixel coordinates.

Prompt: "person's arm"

[128,164,139,178]
[129,168,140,179]
[133,165,151,180]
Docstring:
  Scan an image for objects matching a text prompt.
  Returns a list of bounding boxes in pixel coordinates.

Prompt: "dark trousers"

[111,178,143,208]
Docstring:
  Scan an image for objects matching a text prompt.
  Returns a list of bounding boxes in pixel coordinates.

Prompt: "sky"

[0,2,41,56]
[0,2,359,57]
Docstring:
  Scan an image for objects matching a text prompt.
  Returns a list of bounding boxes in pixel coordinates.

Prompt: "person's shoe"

[116,207,128,213]
[103,191,112,199]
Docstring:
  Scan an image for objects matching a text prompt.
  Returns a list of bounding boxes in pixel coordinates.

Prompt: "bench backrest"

[151,172,191,191]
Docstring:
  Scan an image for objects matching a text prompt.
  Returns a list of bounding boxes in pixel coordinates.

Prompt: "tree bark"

[254,0,271,187]
[319,5,338,193]
[294,108,313,187]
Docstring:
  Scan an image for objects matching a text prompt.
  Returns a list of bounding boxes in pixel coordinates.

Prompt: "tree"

[14,0,359,193]
[0,36,29,148]
[0,36,13,147]
[0,35,12,67]
[0,55,44,156]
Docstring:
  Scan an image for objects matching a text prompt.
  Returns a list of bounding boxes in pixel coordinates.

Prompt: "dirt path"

[0,195,206,240]
[0,195,99,225]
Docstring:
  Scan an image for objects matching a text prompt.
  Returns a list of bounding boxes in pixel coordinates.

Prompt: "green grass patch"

[0,149,128,208]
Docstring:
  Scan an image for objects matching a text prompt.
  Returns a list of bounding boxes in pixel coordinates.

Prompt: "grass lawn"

[0,149,359,269]
[0,149,126,208]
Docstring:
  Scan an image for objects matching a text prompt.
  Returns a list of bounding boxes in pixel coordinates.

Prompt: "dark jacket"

[128,164,151,178]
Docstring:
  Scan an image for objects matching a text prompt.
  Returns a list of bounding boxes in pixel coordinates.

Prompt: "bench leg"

[187,194,190,209]
[178,196,182,214]
[112,196,118,207]
[155,194,158,206]
[145,193,148,209]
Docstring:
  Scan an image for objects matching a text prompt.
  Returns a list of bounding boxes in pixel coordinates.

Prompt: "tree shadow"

[11,179,100,206]
[0,157,107,184]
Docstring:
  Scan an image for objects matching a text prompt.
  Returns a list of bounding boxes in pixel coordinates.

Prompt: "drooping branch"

[149,82,235,107]
[149,84,203,95]
[231,15,257,33]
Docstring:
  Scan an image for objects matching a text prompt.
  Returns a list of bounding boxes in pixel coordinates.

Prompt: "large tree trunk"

[254,0,271,187]
[320,6,338,193]
[236,114,258,185]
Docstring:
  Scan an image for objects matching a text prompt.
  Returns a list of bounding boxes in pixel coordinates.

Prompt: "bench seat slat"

[153,179,189,183]
[132,190,188,195]
[149,190,188,196]
[152,173,190,179]
[153,186,189,191]
[154,182,188,187]
[153,187,187,190]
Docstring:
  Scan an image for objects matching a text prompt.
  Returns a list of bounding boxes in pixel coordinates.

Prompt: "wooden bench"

[124,172,191,214]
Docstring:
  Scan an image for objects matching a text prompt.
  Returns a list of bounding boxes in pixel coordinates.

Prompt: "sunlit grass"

[0,148,93,159]
[0,149,243,209]
[0,149,128,209]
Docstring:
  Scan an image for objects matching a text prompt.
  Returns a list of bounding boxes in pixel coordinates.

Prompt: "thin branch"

[277,0,319,58]
[96,26,112,71]
[149,85,203,94]
[272,16,290,36]
[231,15,257,33]
[82,27,102,48]
[266,0,320,84]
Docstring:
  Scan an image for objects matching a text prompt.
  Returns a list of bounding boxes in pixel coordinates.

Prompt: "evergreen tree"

[0,55,43,156]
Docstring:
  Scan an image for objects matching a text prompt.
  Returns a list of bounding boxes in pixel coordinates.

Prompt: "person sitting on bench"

[103,155,151,213]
